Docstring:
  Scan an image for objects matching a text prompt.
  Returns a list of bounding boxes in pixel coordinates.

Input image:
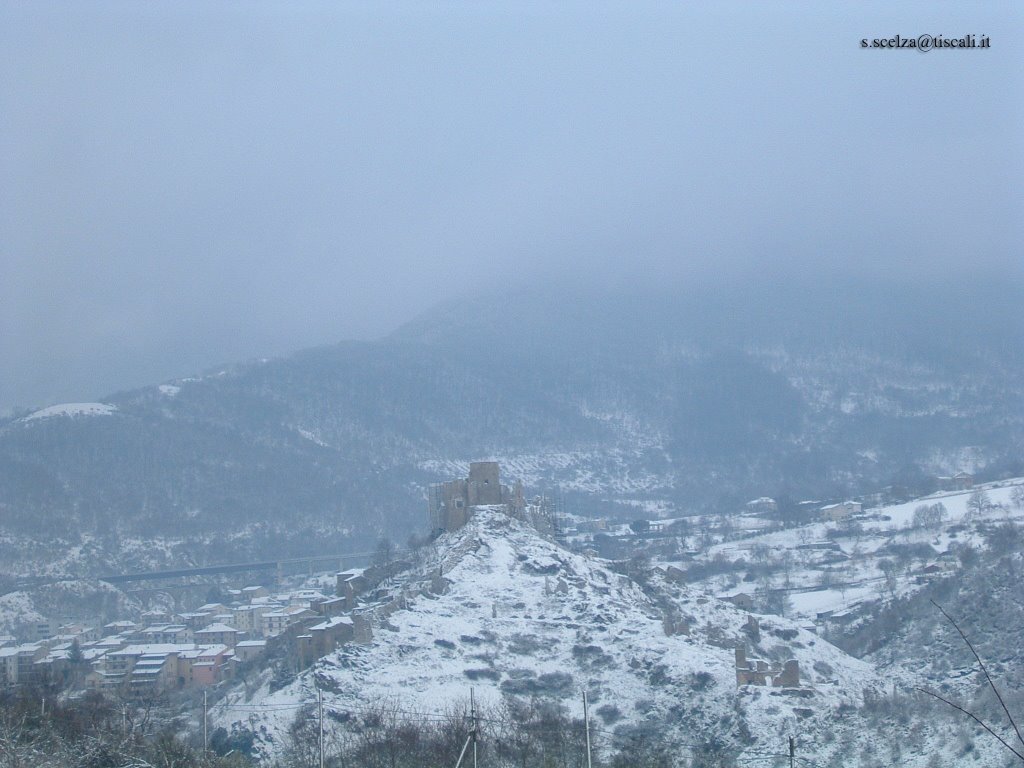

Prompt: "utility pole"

[454,733,473,768]
[789,736,795,768]
[583,690,593,768]
[318,686,325,768]
[122,704,127,737]
[203,690,208,754]
[470,688,478,768]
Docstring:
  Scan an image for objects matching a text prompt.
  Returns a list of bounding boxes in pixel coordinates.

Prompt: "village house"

[125,653,175,694]
[232,639,266,664]
[90,634,131,652]
[260,611,292,638]
[952,471,974,489]
[196,602,230,615]
[935,471,975,491]
[177,645,231,687]
[177,611,215,630]
[34,645,75,682]
[815,607,859,631]
[33,618,60,641]
[0,647,20,686]
[745,497,777,515]
[575,518,608,534]
[140,609,172,625]
[141,624,190,644]
[56,622,100,643]
[315,596,348,617]
[231,605,263,635]
[103,621,138,635]
[87,644,184,692]
[14,644,47,684]
[288,590,328,607]
[297,616,354,668]
[915,559,957,583]
[722,593,756,612]
[85,643,232,693]
[261,605,316,638]
[653,564,687,584]
[820,501,862,522]
[194,622,242,648]
[336,569,370,608]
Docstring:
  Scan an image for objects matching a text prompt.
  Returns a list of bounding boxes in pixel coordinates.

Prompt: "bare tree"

[1010,486,1024,510]
[913,502,948,529]
[373,537,396,584]
[966,490,992,520]
[917,600,1024,762]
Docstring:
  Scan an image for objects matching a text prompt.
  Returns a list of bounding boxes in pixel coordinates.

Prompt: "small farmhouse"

[820,501,862,522]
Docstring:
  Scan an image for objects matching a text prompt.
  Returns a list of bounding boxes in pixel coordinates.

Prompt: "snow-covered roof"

[196,623,238,634]
[108,644,194,657]
[143,624,187,633]
[177,644,229,660]
[310,617,353,631]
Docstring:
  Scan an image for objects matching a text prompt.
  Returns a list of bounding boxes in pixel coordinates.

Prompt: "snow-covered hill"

[218,507,883,762]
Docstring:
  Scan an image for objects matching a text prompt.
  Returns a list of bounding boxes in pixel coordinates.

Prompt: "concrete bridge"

[4,548,399,593]
[97,550,389,585]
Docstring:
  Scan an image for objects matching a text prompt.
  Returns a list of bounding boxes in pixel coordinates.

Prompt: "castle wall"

[468,461,502,505]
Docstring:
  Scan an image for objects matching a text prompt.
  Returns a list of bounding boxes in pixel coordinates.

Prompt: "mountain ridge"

[1,279,1021,571]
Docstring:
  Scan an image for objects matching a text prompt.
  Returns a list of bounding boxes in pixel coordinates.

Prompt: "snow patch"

[22,402,117,421]
[296,428,331,448]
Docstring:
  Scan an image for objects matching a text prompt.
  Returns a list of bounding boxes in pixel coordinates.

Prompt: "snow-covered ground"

[217,507,881,763]
[685,479,1024,626]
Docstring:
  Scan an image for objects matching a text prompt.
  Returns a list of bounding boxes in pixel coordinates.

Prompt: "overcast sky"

[1,2,1021,412]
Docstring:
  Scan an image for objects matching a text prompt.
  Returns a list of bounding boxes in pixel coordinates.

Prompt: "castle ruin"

[733,617,802,688]
[428,461,555,535]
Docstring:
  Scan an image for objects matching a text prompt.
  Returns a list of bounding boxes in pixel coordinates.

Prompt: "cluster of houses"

[0,569,389,697]
[741,471,975,526]
[5,464,534,700]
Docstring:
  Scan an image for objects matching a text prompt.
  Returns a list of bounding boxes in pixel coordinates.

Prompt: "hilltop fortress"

[428,461,555,536]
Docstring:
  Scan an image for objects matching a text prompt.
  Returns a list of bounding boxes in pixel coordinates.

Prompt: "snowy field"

[684,479,1024,625]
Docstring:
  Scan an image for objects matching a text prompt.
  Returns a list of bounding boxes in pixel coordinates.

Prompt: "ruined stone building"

[735,646,800,688]
[428,461,531,533]
[733,617,802,688]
